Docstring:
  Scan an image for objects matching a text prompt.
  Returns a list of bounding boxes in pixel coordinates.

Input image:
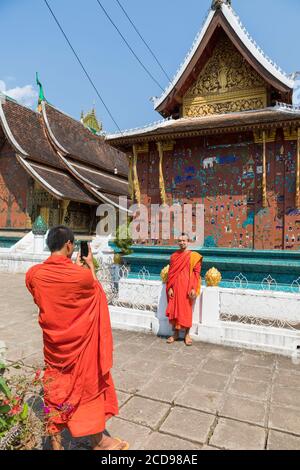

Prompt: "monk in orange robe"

[26,226,128,451]
[166,234,202,346]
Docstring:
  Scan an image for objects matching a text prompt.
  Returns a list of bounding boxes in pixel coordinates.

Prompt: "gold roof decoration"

[81,107,102,135]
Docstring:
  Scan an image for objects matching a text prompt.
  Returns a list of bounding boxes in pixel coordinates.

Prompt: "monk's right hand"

[168,288,174,298]
[82,243,94,270]
[75,252,84,267]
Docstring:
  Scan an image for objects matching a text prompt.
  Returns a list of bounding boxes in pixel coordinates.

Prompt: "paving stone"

[269,405,300,436]
[119,396,171,429]
[191,370,229,392]
[117,391,132,408]
[113,370,152,394]
[276,356,300,374]
[142,432,201,451]
[175,385,223,414]
[201,445,220,450]
[126,357,161,375]
[170,351,206,369]
[107,417,151,451]
[220,395,267,426]
[235,364,273,383]
[273,370,300,389]
[210,418,266,450]
[114,343,147,357]
[209,347,241,362]
[139,376,184,403]
[160,407,215,444]
[228,377,270,401]
[201,358,236,376]
[271,385,300,409]
[267,430,300,450]
[240,352,275,369]
[156,362,195,380]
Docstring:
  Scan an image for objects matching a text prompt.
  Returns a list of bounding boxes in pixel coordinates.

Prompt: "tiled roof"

[107,107,300,144]
[60,157,128,195]
[0,99,65,170]
[0,97,129,208]
[43,103,128,177]
[17,157,98,205]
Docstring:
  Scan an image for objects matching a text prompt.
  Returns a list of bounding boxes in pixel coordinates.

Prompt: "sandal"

[184,335,193,347]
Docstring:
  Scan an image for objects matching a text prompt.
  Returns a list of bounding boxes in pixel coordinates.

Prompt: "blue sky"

[0,0,299,132]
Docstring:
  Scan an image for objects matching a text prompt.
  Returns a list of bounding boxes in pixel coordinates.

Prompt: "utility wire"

[95,0,165,92]
[115,0,171,82]
[43,0,122,133]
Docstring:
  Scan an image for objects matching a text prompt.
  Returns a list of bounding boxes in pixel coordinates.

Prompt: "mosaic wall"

[137,132,300,250]
[0,142,32,229]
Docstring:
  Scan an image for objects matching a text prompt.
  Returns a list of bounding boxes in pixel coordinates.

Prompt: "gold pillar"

[262,130,267,208]
[156,141,175,205]
[60,200,70,224]
[296,128,300,209]
[132,145,142,205]
[254,129,276,209]
[127,155,134,201]
[157,142,167,205]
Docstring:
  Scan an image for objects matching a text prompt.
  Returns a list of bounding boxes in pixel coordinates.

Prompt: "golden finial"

[205,268,222,287]
[160,265,170,284]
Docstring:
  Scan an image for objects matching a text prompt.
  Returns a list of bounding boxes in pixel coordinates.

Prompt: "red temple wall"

[137,132,300,250]
[0,142,32,229]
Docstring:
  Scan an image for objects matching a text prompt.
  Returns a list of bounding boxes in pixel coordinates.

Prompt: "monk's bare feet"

[92,435,129,451]
[184,334,193,346]
[167,331,179,344]
[50,434,64,451]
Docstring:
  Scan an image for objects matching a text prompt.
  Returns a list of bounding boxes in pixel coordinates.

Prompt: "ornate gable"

[183,36,267,117]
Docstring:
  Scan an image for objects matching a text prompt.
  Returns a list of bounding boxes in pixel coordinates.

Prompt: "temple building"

[108,0,300,251]
[0,91,128,234]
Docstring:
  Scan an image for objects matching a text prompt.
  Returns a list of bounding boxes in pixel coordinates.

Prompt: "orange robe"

[166,250,202,330]
[26,255,118,437]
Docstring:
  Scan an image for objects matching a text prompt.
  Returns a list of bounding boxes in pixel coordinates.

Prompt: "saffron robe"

[166,250,202,329]
[26,255,118,437]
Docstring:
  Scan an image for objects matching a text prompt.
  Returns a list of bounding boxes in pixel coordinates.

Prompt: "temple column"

[156,141,175,205]
[132,144,149,205]
[254,129,276,208]
[127,155,134,201]
[296,128,300,209]
[60,200,70,225]
[283,127,300,209]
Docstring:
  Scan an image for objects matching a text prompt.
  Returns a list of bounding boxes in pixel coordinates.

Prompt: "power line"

[43,0,122,133]
[95,0,165,92]
[115,0,171,82]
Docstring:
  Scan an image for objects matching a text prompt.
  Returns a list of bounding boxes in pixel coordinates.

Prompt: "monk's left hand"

[189,289,197,300]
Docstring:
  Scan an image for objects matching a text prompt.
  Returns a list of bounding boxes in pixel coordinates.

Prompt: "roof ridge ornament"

[211,0,231,10]
[36,72,46,113]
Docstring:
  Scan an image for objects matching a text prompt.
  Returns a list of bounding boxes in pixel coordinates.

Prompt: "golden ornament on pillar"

[205,268,222,287]
[160,265,170,284]
[113,253,123,265]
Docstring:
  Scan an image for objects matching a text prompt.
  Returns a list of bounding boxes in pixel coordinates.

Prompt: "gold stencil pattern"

[183,37,267,117]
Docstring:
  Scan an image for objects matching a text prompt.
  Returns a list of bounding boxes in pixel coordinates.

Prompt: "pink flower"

[33,369,42,383]
[9,405,21,416]
[43,406,51,414]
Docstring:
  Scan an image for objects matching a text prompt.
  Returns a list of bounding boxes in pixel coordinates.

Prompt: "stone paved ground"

[1,273,300,450]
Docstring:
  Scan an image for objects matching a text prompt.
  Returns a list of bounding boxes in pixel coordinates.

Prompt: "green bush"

[113,223,133,256]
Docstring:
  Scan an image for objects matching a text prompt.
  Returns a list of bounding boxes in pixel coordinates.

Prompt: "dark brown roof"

[61,158,128,195]
[107,107,300,146]
[17,156,97,205]
[43,103,128,177]
[1,99,65,170]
